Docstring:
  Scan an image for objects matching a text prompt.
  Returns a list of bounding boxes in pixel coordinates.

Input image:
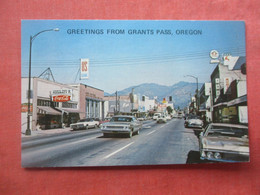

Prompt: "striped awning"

[227,95,247,107]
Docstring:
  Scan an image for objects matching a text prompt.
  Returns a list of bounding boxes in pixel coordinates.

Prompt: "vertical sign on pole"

[80,59,89,79]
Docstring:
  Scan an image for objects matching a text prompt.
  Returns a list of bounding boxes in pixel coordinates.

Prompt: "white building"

[139,95,156,112]
[21,77,79,133]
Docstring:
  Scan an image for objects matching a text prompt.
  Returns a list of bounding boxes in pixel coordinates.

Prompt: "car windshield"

[110,117,132,122]
[207,125,248,138]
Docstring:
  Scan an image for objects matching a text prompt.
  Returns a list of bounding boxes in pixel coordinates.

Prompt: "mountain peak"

[105,81,202,108]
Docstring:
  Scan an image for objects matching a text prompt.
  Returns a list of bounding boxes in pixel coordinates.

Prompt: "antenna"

[74,67,80,83]
[38,67,55,82]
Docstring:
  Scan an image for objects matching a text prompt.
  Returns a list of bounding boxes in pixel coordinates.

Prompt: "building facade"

[21,78,105,133]
[210,56,247,124]
[21,77,80,133]
[70,84,104,120]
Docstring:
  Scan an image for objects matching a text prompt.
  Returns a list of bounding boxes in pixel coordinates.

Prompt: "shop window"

[62,102,77,108]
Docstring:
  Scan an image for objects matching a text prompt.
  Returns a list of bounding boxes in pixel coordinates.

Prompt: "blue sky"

[21,20,246,93]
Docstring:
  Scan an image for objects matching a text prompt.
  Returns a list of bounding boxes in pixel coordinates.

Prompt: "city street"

[22,118,201,167]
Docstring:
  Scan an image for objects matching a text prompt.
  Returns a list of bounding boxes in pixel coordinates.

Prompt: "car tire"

[135,130,139,135]
[95,124,98,129]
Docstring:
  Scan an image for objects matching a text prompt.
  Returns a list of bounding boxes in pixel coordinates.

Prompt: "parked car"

[100,115,142,138]
[199,123,249,162]
[157,115,167,123]
[184,116,203,129]
[70,118,99,130]
[94,118,111,127]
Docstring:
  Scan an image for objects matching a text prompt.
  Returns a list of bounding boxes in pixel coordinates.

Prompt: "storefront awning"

[37,106,61,115]
[227,95,247,107]
[213,102,228,108]
[55,108,82,114]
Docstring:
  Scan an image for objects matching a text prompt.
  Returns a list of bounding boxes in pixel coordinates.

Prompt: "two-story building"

[210,56,247,124]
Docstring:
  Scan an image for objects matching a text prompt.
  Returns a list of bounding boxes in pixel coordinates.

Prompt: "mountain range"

[105,81,203,109]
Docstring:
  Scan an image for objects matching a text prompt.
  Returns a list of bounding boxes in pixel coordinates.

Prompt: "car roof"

[210,123,248,129]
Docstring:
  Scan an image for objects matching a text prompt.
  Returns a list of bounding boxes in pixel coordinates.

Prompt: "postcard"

[21,20,249,167]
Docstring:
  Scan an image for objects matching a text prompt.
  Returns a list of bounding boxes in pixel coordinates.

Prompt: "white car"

[153,113,161,120]
[184,116,203,129]
[70,118,99,130]
[157,115,167,123]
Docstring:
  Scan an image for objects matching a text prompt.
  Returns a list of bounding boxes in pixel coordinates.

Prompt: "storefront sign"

[224,77,232,92]
[52,95,71,102]
[210,50,219,59]
[21,103,33,112]
[210,59,220,64]
[80,58,89,79]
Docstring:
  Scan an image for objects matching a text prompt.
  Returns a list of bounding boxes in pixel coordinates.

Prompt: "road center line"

[147,130,156,135]
[104,142,135,159]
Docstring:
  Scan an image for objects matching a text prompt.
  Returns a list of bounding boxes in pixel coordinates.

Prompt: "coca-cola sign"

[52,95,71,102]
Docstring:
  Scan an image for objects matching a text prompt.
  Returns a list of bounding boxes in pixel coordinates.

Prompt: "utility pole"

[184,75,199,115]
[131,88,134,112]
[115,91,118,115]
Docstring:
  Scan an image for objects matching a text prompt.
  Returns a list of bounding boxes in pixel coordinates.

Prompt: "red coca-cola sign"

[52,95,71,102]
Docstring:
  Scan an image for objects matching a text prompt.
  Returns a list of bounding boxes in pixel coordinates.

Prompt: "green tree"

[166,106,173,114]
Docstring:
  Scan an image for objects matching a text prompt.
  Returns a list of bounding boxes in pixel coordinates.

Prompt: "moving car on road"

[100,115,142,138]
[153,113,161,120]
[70,118,99,130]
[157,115,167,123]
[199,123,249,162]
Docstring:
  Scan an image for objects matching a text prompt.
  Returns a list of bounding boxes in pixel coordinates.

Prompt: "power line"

[22,46,245,65]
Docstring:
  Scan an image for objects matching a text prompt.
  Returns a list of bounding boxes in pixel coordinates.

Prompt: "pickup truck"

[70,118,99,130]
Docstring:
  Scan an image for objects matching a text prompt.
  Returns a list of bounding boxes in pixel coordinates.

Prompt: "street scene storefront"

[21,77,80,132]
[22,76,105,133]
[210,56,247,124]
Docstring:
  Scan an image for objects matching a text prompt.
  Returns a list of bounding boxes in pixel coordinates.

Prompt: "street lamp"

[184,75,199,114]
[25,28,59,135]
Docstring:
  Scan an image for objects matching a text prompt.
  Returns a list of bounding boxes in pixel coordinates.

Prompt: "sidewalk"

[21,127,72,137]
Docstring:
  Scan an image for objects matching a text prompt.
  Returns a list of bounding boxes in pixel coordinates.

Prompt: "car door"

[88,119,94,128]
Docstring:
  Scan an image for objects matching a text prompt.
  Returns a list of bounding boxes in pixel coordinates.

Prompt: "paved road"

[22,118,200,167]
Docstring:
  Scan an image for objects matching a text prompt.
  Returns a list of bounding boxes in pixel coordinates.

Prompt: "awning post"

[61,110,64,128]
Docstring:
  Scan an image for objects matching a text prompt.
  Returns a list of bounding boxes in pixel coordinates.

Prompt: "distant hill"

[105,81,203,109]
